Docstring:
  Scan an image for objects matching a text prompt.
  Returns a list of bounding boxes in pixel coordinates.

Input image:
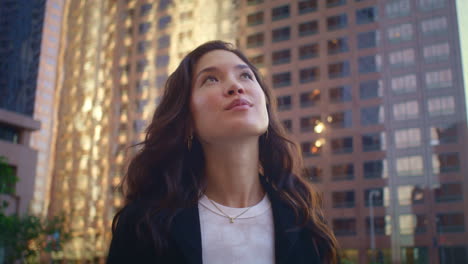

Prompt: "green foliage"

[0,156,18,195]
[0,156,71,263]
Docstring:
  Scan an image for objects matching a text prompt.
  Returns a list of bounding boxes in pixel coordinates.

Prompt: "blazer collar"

[170,176,301,264]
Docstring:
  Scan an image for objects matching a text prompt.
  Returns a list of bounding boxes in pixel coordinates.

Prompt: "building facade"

[237,0,468,263]
[0,0,45,215]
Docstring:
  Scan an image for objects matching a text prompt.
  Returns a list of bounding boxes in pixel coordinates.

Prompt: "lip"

[225,98,253,110]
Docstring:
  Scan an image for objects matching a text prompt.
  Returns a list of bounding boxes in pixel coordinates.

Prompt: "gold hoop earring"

[187,134,193,150]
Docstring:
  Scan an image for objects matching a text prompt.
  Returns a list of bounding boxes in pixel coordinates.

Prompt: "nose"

[226,81,245,96]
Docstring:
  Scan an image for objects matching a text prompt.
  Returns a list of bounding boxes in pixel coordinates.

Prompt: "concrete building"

[237,0,468,263]
[0,0,45,215]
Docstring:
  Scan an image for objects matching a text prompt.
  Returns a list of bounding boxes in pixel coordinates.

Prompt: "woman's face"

[190,50,269,144]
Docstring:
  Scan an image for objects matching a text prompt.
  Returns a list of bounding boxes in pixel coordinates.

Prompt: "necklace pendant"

[229,218,234,223]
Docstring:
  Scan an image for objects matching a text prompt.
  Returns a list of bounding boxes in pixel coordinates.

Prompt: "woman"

[107,41,339,264]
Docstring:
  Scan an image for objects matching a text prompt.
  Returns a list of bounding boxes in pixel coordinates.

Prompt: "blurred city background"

[0,0,467,263]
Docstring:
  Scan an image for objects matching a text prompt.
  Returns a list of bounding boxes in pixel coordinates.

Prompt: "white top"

[198,194,275,264]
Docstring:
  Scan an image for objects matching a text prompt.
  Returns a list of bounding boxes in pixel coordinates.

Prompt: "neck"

[201,138,264,208]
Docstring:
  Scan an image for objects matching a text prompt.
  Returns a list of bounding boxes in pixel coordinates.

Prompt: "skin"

[190,50,269,208]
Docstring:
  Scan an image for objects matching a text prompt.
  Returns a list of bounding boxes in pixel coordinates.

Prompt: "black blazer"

[107,178,324,264]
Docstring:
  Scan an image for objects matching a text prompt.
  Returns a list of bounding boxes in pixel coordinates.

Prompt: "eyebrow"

[195,64,250,82]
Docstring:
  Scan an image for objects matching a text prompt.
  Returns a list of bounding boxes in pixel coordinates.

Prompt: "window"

[247,32,264,48]
[328,61,350,79]
[304,166,323,182]
[365,187,389,207]
[179,11,193,21]
[136,59,148,73]
[327,0,346,8]
[300,67,320,83]
[0,123,20,143]
[298,20,319,36]
[434,183,463,202]
[388,23,413,43]
[396,155,423,177]
[272,49,291,65]
[401,247,429,264]
[433,152,460,173]
[298,0,318,14]
[356,7,377,24]
[362,132,385,152]
[385,0,410,18]
[327,111,352,129]
[439,247,468,264]
[359,55,381,73]
[272,27,290,42]
[135,99,148,113]
[158,0,172,11]
[300,90,321,107]
[331,137,353,154]
[138,22,151,34]
[361,106,384,126]
[301,141,322,157]
[282,119,292,132]
[421,17,447,36]
[272,5,290,21]
[300,116,321,132]
[395,128,421,149]
[360,80,383,99]
[365,216,391,235]
[328,37,349,54]
[247,0,263,6]
[332,191,355,208]
[136,79,150,93]
[331,163,354,181]
[329,85,351,103]
[299,43,319,59]
[391,74,417,94]
[397,185,425,205]
[423,43,450,62]
[419,0,445,11]
[178,31,192,42]
[158,16,171,29]
[333,218,356,236]
[327,14,348,31]
[393,101,419,121]
[437,212,465,233]
[428,96,455,117]
[272,72,291,88]
[399,215,427,235]
[363,160,387,179]
[156,55,169,68]
[247,11,263,26]
[425,69,452,89]
[249,54,264,68]
[140,3,152,16]
[357,31,378,49]
[430,123,457,145]
[156,74,168,87]
[158,35,170,49]
[389,48,415,67]
[137,41,150,54]
[277,95,292,111]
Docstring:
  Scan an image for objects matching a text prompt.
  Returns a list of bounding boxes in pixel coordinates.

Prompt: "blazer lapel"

[261,176,301,264]
[170,205,203,264]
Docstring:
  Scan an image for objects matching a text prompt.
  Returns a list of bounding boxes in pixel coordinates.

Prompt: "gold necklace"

[207,198,254,223]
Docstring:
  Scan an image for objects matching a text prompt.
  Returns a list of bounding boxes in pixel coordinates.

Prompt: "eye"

[240,72,253,80]
[202,75,218,84]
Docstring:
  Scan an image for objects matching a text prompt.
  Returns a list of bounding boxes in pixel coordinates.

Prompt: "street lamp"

[369,189,381,263]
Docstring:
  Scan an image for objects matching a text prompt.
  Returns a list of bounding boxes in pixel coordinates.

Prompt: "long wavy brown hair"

[114,40,339,263]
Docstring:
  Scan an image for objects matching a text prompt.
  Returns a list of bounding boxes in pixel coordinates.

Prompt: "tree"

[0,156,70,264]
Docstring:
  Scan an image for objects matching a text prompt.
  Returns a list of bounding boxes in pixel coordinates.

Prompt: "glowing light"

[314,122,325,133]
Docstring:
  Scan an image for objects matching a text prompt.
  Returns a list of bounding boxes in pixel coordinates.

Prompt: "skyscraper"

[237,0,467,263]
[0,0,45,215]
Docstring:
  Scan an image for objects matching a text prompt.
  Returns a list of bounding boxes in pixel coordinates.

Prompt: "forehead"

[194,50,245,73]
